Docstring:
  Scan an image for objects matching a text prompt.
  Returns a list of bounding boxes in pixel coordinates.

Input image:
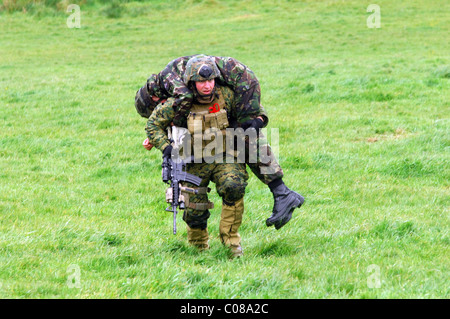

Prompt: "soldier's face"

[195,79,215,96]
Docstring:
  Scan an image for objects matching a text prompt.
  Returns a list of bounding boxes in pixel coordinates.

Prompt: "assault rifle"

[162,127,201,234]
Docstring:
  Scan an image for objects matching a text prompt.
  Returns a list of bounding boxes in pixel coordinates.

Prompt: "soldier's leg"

[211,162,248,258]
[182,163,214,250]
[246,130,304,230]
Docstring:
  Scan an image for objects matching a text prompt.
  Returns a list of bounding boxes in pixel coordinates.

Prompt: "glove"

[163,145,173,159]
[241,117,264,130]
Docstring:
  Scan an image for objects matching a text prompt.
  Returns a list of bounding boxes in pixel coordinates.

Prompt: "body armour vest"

[186,87,233,162]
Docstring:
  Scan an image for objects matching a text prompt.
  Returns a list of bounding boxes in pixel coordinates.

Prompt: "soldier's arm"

[221,80,268,128]
[141,56,194,114]
[159,56,194,108]
[145,99,176,152]
[214,56,264,126]
[256,105,269,127]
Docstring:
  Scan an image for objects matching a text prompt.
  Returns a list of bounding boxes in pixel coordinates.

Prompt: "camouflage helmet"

[183,55,220,85]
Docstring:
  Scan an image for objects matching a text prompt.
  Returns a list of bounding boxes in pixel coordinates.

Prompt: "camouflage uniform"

[140,55,303,232]
[147,84,249,255]
[140,54,283,185]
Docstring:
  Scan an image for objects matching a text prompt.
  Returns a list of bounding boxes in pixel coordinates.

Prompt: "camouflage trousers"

[182,161,248,230]
[189,129,284,185]
[245,130,284,185]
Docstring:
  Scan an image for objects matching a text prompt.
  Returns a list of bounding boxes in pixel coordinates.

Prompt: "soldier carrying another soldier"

[137,55,304,256]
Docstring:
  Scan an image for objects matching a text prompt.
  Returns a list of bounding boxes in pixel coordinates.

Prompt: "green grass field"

[0,0,448,298]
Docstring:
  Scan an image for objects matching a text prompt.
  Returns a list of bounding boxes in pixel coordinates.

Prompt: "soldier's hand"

[143,138,154,151]
[163,145,173,159]
[241,117,264,130]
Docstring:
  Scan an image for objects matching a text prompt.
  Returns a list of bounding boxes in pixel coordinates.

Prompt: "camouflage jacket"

[141,55,268,127]
[146,85,267,152]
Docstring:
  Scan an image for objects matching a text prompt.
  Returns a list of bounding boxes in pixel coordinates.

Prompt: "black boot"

[266,179,304,229]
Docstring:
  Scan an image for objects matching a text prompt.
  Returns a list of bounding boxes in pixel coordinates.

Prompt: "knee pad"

[183,209,211,230]
[218,180,246,204]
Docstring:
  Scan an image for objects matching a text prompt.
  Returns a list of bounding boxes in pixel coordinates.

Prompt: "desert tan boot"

[186,225,210,250]
[219,198,244,258]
